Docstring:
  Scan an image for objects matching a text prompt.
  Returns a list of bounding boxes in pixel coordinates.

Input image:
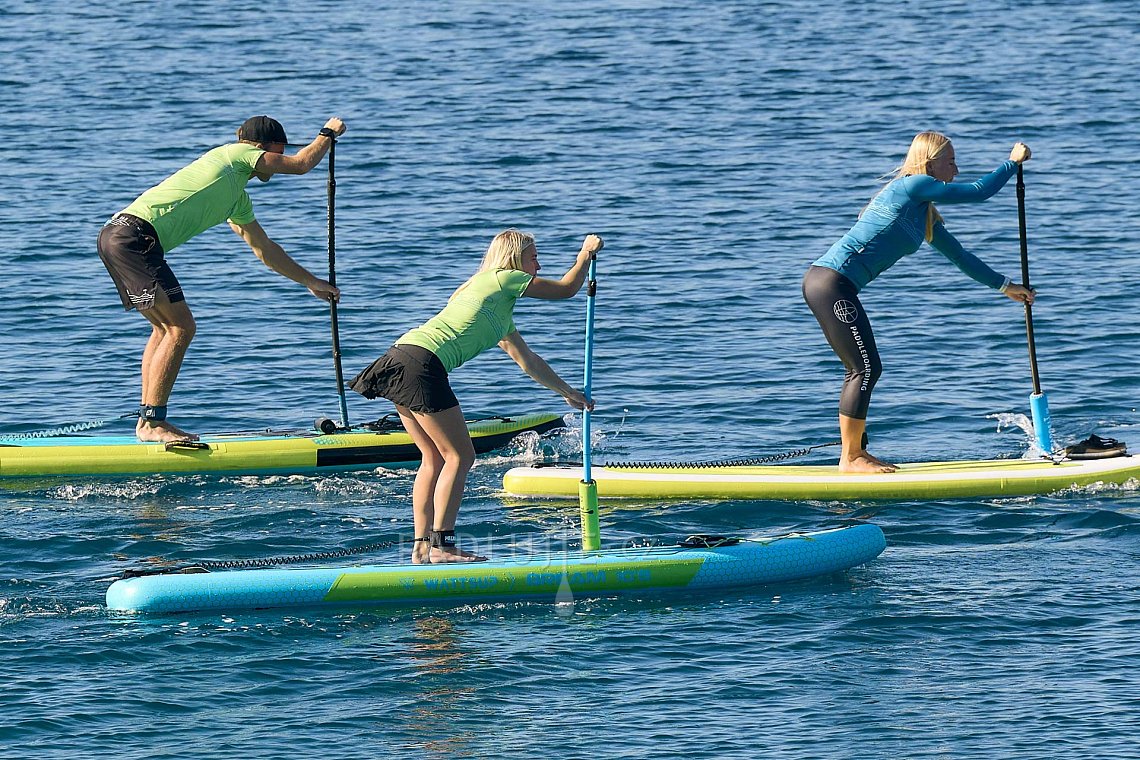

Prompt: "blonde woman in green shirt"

[350,229,603,563]
[97,115,346,443]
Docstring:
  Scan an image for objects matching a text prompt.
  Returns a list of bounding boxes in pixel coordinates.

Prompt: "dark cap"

[237,115,288,145]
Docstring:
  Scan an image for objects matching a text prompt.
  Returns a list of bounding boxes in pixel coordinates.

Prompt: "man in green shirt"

[98,115,347,443]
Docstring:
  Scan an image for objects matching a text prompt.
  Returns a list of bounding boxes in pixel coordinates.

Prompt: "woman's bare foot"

[429,546,488,563]
[136,418,200,443]
[410,536,433,564]
[839,450,897,474]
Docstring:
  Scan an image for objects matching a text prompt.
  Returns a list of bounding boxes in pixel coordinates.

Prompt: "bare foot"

[137,419,200,443]
[839,451,898,474]
[429,546,488,563]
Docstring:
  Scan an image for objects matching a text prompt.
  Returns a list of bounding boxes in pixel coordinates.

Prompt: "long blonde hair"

[451,228,536,300]
[895,131,951,242]
[477,228,535,273]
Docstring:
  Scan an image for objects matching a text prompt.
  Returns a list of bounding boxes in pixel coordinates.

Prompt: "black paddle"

[1016,164,1053,454]
[324,137,350,432]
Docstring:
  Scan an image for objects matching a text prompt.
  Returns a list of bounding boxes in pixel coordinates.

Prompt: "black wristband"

[319,127,338,139]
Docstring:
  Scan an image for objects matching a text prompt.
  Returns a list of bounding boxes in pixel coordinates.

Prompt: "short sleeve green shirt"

[397,269,534,372]
[121,143,264,252]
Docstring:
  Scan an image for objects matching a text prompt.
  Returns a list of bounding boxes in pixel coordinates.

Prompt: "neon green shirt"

[397,269,534,372]
[121,143,264,252]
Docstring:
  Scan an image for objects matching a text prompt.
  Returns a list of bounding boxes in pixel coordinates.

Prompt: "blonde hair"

[450,228,536,300]
[895,131,951,242]
[477,228,535,273]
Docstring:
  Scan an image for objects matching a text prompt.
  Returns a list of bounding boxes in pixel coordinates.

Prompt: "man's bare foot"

[429,546,488,563]
[137,418,200,443]
[839,451,897,474]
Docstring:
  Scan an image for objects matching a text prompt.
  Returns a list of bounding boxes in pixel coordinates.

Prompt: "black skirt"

[348,344,460,414]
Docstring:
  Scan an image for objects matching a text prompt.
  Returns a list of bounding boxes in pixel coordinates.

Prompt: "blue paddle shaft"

[579,253,600,552]
[582,256,597,483]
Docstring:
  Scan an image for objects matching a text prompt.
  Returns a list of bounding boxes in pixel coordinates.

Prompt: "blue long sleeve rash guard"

[812,159,1018,292]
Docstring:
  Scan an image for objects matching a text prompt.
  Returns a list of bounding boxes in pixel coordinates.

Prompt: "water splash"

[988,412,1041,457]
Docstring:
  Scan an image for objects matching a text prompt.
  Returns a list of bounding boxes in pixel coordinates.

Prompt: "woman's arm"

[909,161,1017,204]
[909,143,1031,204]
[498,331,594,410]
[927,223,1035,302]
[523,234,604,300]
[927,223,1007,289]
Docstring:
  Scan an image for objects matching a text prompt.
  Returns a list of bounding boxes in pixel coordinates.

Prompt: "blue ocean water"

[2,0,1139,757]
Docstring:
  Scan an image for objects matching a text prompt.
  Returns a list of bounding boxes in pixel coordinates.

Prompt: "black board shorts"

[97,214,184,311]
[348,344,460,414]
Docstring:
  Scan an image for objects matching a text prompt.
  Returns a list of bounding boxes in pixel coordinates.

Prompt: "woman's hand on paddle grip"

[580,234,604,258]
[564,388,595,411]
[309,278,341,303]
[1005,283,1035,304]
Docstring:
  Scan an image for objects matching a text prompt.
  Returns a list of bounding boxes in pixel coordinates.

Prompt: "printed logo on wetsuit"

[833,300,858,324]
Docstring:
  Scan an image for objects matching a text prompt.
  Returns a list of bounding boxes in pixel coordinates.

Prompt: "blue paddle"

[578,248,601,551]
[1016,165,1054,454]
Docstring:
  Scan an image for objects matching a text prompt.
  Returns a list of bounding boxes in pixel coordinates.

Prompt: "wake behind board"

[105,524,885,614]
[0,413,563,479]
[503,453,1140,501]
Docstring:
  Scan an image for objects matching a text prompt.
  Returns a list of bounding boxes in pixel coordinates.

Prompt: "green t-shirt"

[121,143,264,252]
[398,269,534,372]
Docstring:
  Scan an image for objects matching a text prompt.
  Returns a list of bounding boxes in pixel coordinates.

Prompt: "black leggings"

[802,265,882,420]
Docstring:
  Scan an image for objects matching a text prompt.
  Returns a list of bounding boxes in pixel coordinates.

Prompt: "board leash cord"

[586,435,1127,470]
[119,538,402,579]
[0,413,526,440]
[609,441,842,469]
[0,411,140,440]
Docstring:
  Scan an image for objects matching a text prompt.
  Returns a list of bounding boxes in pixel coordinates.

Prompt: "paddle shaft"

[579,252,601,552]
[1016,165,1043,396]
[582,257,597,481]
[1016,165,1054,453]
[326,139,350,428]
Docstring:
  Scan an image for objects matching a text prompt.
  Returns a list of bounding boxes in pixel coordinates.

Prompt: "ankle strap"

[430,529,456,548]
[140,404,168,422]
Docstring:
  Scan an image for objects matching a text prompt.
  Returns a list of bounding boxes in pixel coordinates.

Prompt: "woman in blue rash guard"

[803,132,1034,474]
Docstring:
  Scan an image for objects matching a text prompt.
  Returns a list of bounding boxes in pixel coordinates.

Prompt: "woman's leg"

[395,406,446,563]
[803,266,896,473]
[397,404,483,562]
